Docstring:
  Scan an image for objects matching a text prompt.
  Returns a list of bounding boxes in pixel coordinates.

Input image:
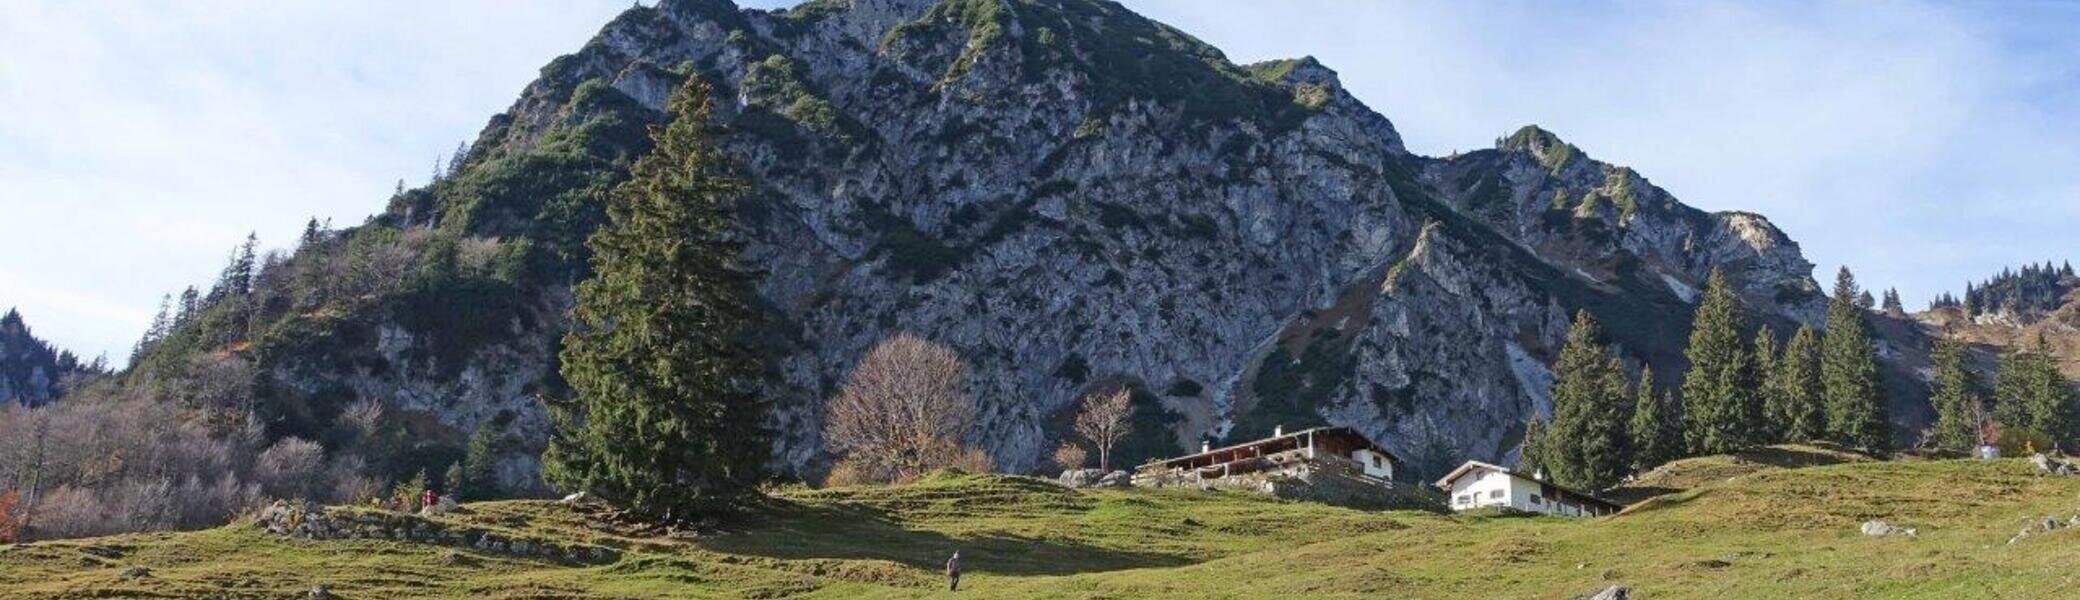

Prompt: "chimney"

[1201,441,1211,453]
[1274,425,1284,437]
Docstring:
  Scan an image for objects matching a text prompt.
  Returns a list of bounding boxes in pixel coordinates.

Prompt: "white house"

[1434,461,1620,517]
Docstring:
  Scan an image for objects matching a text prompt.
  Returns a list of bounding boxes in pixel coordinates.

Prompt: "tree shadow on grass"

[697,497,1197,576]
[1736,444,1871,469]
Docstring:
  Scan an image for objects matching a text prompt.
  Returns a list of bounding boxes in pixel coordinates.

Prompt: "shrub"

[255,438,327,501]
[0,490,19,543]
[1052,443,1089,472]
[952,447,995,475]
[822,457,878,488]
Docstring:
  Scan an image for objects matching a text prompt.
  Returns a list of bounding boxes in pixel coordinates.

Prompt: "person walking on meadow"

[946,550,962,591]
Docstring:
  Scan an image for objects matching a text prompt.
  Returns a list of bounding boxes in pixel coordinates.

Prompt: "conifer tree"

[2026,360,2078,452]
[1519,417,1551,476]
[448,142,469,178]
[542,76,769,520]
[1544,311,1632,491]
[209,233,259,301]
[1881,288,1905,316]
[300,218,324,249]
[1822,267,1891,453]
[1751,326,1783,443]
[1928,339,1983,453]
[1773,325,1827,441]
[175,286,201,326]
[1681,269,1761,454]
[1629,367,1681,472]
[1994,347,2035,434]
[461,426,501,501]
[1999,336,2078,451]
[143,294,173,343]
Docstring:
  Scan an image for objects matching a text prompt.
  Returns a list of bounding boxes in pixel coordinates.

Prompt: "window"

[1456,494,1472,506]
[1530,494,1543,505]
[1489,489,1504,499]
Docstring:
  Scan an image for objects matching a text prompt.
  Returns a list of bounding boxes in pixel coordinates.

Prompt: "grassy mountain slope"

[6,456,2080,599]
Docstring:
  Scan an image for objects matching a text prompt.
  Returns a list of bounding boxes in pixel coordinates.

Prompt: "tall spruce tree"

[1629,367,1681,472]
[1993,347,2035,436]
[1544,311,1633,491]
[1751,326,1783,443]
[542,76,769,520]
[1519,417,1551,477]
[1681,269,1761,454]
[461,426,501,501]
[1774,325,1826,441]
[2000,336,2078,450]
[1927,339,1983,453]
[1822,267,1891,453]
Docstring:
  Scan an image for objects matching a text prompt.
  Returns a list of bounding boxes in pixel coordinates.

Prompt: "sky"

[2,0,2075,364]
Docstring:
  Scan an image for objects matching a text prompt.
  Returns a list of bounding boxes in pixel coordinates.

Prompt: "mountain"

[126,0,1842,487]
[0,308,89,407]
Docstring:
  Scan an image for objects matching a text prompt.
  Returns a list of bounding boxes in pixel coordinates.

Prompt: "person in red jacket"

[421,489,438,512]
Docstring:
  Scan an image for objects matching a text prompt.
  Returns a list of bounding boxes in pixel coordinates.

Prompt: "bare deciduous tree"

[256,438,327,501]
[822,333,984,484]
[1073,388,1135,472]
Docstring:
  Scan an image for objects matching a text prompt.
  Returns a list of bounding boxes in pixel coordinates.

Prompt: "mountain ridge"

[123,0,1851,487]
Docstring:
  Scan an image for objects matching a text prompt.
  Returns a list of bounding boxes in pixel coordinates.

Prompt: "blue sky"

[2,0,2075,363]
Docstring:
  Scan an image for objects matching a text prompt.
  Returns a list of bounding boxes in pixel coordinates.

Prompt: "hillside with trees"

[0,309,98,407]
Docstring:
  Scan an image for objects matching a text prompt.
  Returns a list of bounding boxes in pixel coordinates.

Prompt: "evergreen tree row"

[1958,260,2077,319]
[1528,267,1898,492]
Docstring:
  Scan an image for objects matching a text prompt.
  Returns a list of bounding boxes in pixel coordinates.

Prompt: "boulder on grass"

[1860,520,1917,538]
[1579,585,1629,600]
[1096,470,1132,488]
[1057,469,1104,488]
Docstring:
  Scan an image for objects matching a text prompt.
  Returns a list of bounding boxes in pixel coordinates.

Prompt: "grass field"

[5,449,2080,599]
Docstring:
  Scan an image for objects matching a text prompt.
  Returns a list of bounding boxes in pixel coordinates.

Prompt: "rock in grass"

[1057,469,1103,488]
[1580,585,1629,600]
[1097,470,1133,488]
[309,583,332,599]
[2029,454,2076,476]
[1860,520,1916,538]
[119,565,151,579]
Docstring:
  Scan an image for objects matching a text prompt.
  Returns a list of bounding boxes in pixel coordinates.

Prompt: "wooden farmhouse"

[1131,426,1399,502]
[1434,461,1620,517]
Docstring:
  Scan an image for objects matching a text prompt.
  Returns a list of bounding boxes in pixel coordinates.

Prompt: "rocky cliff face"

[0,309,86,407]
[242,0,1839,481]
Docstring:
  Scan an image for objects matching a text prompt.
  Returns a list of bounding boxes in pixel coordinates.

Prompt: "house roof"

[1433,460,1621,510]
[1136,426,1398,472]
